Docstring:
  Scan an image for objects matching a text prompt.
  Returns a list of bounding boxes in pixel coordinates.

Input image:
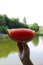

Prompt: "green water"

[0,39,18,57]
[0,35,43,65]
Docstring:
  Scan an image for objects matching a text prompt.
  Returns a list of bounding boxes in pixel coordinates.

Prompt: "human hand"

[17,42,33,65]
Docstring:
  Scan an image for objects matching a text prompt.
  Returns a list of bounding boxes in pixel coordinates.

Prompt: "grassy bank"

[35,26,43,36]
[38,26,43,36]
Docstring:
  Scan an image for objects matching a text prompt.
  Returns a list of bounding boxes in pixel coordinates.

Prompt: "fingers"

[17,42,23,52]
[17,42,29,52]
[22,43,30,58]
[22,43,29,51]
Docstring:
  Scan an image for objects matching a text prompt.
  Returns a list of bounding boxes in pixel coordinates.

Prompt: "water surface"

[0,36,43,65]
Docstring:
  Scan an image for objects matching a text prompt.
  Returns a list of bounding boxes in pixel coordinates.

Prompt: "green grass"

[38,26,43,35]
[35,26,43,36]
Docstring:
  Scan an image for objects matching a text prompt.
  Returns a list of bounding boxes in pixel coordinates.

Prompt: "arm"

[17,42,33,65]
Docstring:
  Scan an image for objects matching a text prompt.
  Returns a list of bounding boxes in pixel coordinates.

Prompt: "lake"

[0,36,43,65]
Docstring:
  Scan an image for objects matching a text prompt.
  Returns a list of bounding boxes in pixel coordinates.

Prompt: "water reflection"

[0,53,22,65]
[28,36,43,65]
[28,37,43,52]
[0,51,43,65]
[0,39,18,57]
[41,36,43,42]
[0,36,43,65]
[32,36,39,46]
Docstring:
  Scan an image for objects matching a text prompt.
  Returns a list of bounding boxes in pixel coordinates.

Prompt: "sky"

[0,0,43,26]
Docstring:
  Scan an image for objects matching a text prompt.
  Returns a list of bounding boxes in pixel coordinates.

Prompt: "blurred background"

[0,0,43,65]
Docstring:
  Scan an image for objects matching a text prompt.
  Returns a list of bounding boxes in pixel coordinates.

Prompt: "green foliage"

[3,26,9,34]
[0,15,5,26]
[31,23,39,32]
[0,14,29,34]
[8,18,19,28]
[3,14,11,26]
[0,26,4,33]
[9,18,28,29]
[0,14,40,34]
[39,26,43,35]
[0,26,9,34]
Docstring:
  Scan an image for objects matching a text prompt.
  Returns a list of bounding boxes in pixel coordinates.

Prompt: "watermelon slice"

[7,28,35,43]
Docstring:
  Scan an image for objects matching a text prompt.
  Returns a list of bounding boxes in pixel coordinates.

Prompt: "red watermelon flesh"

[7,28,35,43]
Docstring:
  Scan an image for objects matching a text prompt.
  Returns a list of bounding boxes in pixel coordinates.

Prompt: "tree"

[31,23,39,32]
[3,26,9,34]
[3,14,11,27]
[9,18,28,29]
[0,15,5,26]
[23,17,27,24]
[0,14,29,33]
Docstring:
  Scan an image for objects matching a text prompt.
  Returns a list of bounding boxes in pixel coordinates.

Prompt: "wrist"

[23,59,33,65]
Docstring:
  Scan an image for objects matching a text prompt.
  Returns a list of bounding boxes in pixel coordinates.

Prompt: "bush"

[31,23,39,32]
[3,26,9,34]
